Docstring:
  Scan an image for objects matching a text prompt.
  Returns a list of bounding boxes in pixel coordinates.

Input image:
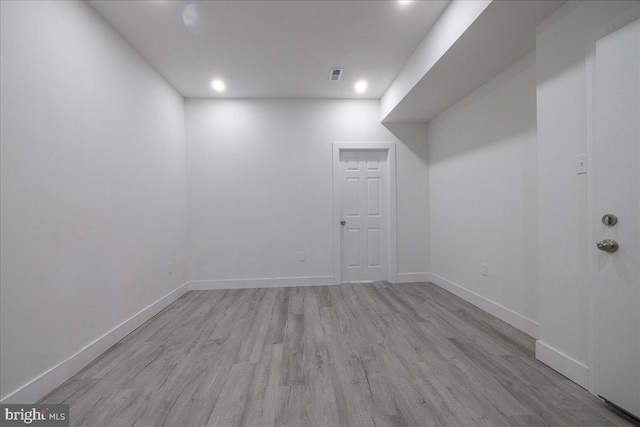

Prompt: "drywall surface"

[0,1,187,401]
[384,121,431,279]
[428,53,539,328]
[536,0,639,379]
[185,99,430,284]
[381,0,491,120]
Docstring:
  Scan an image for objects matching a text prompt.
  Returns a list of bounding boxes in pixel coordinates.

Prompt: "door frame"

[585,10,640,396]
[332,142,397,285]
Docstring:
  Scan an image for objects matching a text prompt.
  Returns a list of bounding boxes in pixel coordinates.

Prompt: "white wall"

[535,0,639,387]
[0,1,187,402]
[427,52,539,336]
[185,99,430,286]
[384,122,431,278]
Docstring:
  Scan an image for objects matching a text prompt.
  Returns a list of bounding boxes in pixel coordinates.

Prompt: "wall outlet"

[298,252,306,262]
[168,262,173,275]
[480,263,488,277]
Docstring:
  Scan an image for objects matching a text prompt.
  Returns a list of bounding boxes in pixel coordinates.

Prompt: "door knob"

[596,239,619,253]
[340,220,346,226]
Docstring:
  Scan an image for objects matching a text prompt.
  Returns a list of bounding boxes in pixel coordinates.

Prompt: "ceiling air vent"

[329,68,343,81]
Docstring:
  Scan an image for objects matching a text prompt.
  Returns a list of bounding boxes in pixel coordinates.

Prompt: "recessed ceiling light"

[354,80,368,94]
[211,79,226,92]
[398,0,412,5]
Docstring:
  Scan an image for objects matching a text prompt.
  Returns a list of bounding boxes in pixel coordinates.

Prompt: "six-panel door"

[339,150,389,282]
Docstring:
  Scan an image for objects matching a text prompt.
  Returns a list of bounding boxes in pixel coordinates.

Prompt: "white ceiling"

[89,0,450,99]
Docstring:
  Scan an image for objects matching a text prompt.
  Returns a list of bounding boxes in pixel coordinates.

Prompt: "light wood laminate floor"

[41,282,638,426]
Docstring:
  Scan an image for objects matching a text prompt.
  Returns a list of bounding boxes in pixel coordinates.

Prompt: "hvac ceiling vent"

[329,68,343,81]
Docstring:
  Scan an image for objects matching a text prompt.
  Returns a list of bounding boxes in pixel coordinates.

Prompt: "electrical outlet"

[168,262,173,275]
[298,252,306,262]
[481,263,488,277]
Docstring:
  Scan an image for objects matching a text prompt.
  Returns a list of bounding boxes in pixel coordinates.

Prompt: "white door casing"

[589,19,640,419]
[332,143,397,284]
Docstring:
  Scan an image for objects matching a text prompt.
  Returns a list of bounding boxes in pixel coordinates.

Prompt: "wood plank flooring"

[40,282,638,426]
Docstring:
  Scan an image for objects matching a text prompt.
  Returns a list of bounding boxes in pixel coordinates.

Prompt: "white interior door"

[591,19,640,419]
[339,150,389,282]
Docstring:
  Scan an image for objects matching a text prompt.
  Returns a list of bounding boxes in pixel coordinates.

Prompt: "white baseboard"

[189,273,432,289]
[536,340,589,389]
[188,276,336,290]
[394,272,432,283]
[430,273,539,339]
[0,282,190,404]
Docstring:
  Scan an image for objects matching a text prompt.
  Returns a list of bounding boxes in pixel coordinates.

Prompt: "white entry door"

[591,19,639,419]
[339,150,389,282]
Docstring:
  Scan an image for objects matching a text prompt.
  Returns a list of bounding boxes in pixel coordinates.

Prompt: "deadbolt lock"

[601,214,618,226]
[340,221,346,226]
